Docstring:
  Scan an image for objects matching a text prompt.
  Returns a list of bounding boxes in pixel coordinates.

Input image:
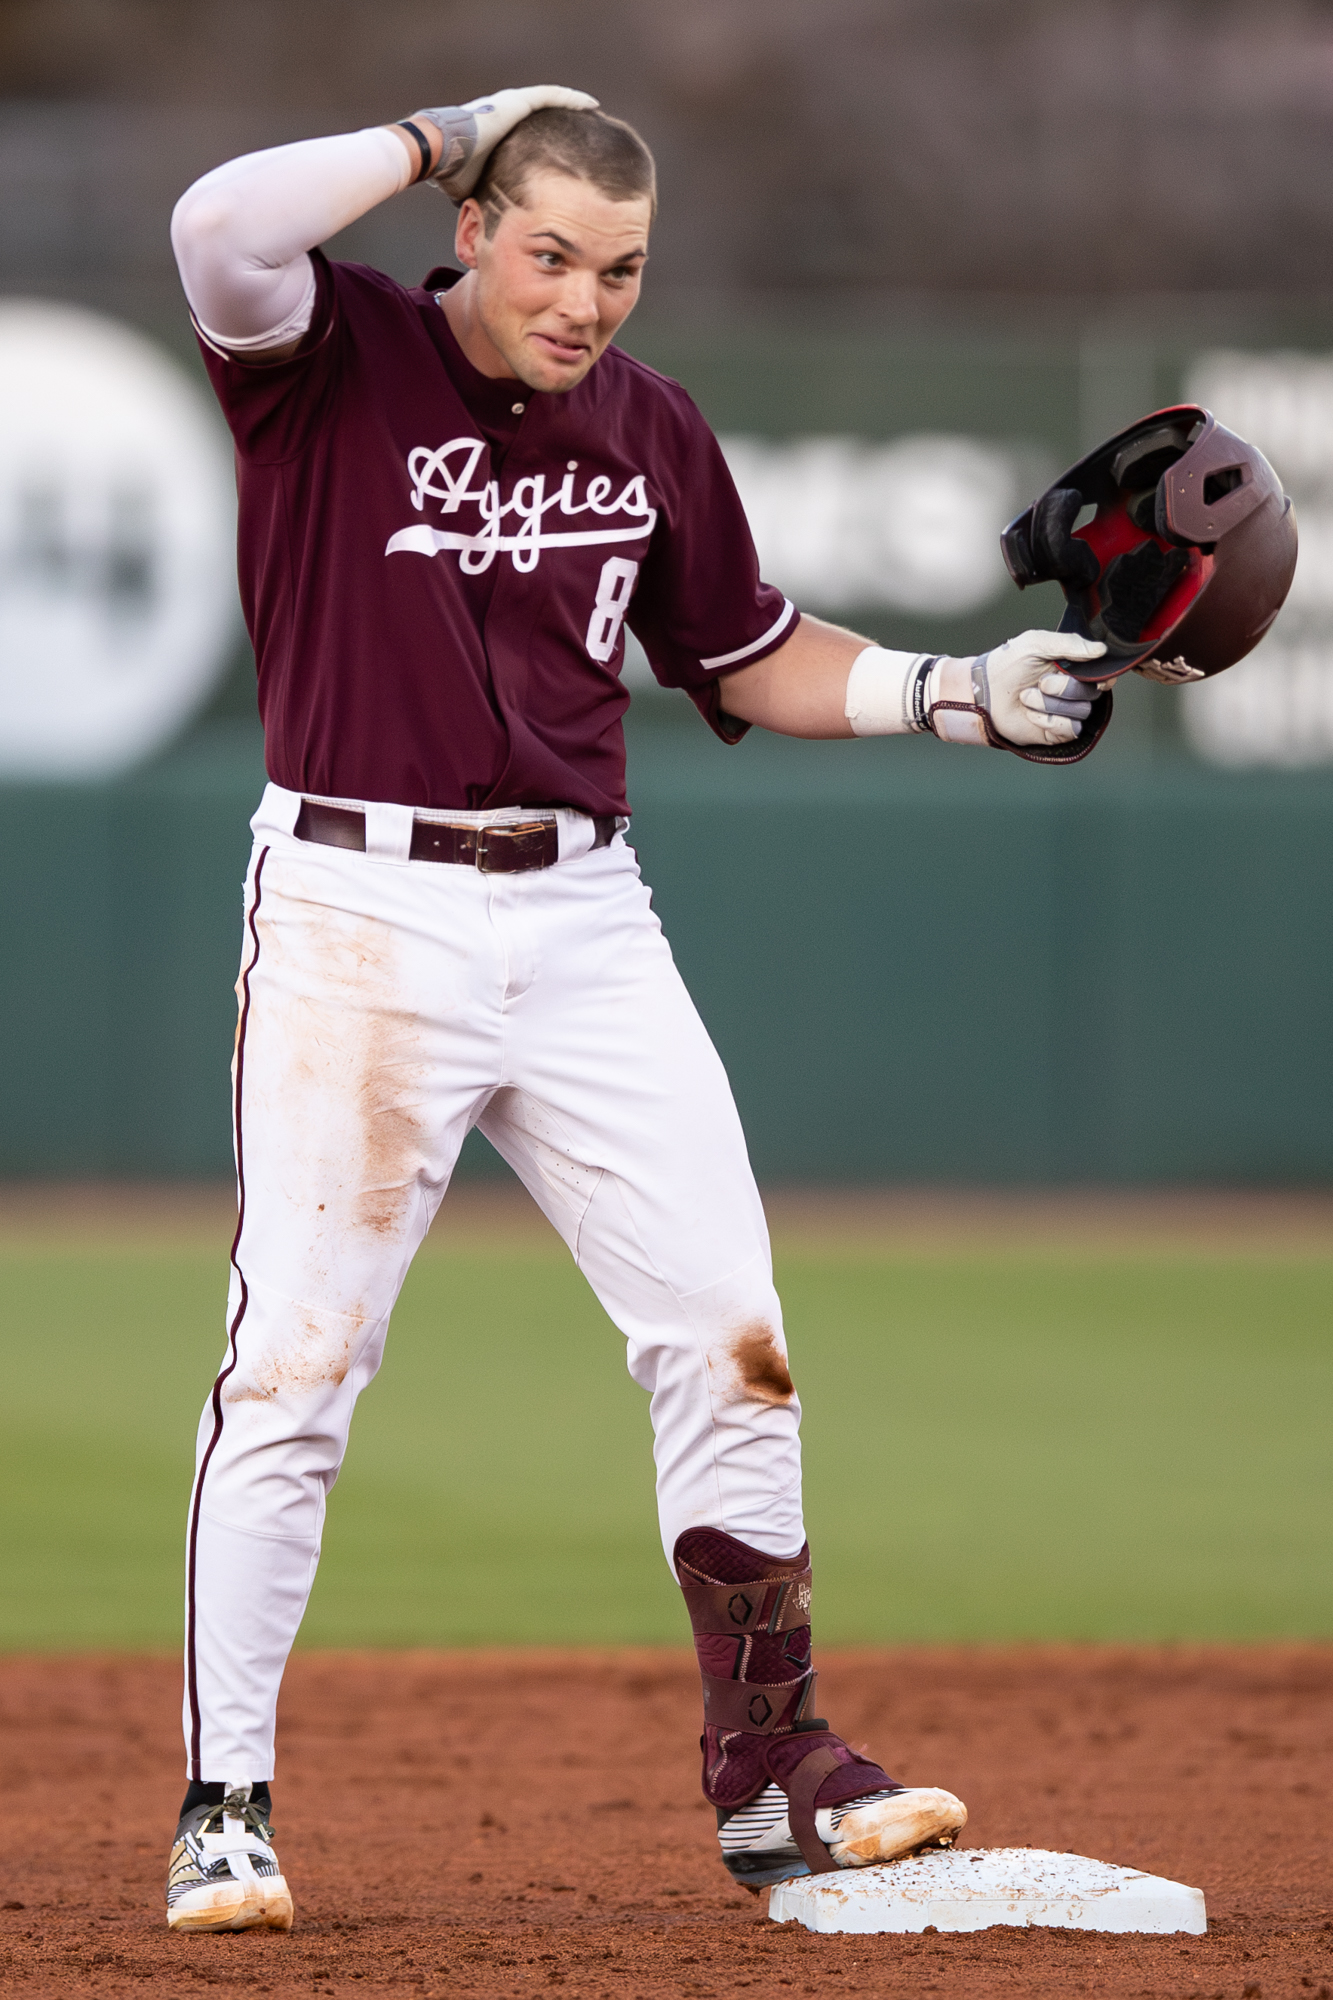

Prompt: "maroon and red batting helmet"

[1000,405,1298,681]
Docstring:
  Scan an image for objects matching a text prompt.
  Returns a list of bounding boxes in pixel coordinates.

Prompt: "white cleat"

[165,1787,294,1933]
[719,1783,967,1888]
[826,1785,968,1867]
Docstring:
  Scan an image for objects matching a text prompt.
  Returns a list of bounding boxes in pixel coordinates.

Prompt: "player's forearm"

[717,615,869,739]
[170,123,437,346]
[723,618,1110,754]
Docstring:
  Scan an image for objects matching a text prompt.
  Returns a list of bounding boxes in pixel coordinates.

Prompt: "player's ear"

[454,198,484,270]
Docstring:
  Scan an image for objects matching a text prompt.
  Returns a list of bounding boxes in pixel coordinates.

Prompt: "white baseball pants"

[185,783,805,1781]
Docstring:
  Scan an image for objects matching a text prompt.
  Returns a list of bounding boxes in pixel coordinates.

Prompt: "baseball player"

[165,86,1111,1933]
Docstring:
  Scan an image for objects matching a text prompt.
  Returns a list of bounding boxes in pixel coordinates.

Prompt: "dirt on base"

[0,1646,1330,2000]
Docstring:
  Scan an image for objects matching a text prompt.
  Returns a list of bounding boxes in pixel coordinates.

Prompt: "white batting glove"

[969,630,1108,747]
[415,86,600,200]
[844,633,1109,750]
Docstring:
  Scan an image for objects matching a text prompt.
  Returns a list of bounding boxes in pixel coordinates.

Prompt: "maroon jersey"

[196,253,797,815]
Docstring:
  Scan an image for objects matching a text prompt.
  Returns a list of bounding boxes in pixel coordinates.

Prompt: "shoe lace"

[203,1791,273,1840]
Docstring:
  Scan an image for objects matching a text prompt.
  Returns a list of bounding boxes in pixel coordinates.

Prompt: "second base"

[768,1848,1207,1935]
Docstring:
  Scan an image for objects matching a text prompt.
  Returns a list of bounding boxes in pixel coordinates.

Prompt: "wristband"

[910,656,938,733]
[844,647,937,736]
[397,119,435,184]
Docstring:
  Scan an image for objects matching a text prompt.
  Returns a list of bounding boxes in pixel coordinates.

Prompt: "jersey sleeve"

[627,396,797,744]
[193,248,343,465]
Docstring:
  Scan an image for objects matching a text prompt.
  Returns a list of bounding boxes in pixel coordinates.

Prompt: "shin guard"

[676,1528,923,1885]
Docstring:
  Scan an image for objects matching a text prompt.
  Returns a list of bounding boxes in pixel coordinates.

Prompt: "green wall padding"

[2,717,1329,1182]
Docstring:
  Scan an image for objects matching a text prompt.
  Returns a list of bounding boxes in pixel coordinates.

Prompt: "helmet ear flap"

[1029,486,1099,588]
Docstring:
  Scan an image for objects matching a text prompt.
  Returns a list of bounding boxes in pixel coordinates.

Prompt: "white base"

[768,1848,1207,1935]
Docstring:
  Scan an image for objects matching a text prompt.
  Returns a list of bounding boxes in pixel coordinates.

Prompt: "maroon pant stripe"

[185,844,270,1780]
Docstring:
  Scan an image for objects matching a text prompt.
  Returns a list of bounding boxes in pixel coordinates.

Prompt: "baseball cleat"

[165,1786,293,1932]
[717,1781,967,1887]
[824,1784,967,1867]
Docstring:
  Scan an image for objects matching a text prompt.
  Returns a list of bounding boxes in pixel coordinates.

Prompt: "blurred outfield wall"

[6,718,1332,1183]
[2,316,1333,1180]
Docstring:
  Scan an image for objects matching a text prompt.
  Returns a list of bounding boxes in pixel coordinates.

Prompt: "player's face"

[454,172,651,393]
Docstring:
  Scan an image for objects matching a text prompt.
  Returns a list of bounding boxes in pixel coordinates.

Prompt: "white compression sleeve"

[843,646,934,736]
[170,127,414,349]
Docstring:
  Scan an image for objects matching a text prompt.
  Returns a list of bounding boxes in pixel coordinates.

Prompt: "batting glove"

[415,86,599,200]
[961,630,1108,748]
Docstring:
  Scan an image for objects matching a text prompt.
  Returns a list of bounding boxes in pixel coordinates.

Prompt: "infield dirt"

[0,1645,1329,2000]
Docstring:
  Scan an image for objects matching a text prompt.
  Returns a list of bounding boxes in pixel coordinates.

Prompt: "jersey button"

[511,402,526,415]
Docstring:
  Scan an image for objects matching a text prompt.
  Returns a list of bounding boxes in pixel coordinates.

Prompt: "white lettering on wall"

[717,433,1033,617]
[0,301,238,777]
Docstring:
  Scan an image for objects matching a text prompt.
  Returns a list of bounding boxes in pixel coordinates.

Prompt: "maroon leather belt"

[293,799,617,873]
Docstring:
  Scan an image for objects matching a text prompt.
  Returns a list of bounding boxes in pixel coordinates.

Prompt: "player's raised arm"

[169,85,597,358]
[718,615,1112,762]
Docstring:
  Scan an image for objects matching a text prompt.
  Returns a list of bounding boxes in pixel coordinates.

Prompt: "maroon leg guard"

[675,1527,902,1878]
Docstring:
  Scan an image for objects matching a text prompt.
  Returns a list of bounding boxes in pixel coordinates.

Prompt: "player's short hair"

[475,107,657,236]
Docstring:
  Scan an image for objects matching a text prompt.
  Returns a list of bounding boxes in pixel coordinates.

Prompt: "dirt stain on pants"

[725,1321,796,1406]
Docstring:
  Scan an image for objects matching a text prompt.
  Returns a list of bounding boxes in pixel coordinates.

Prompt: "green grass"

[0,1240,1328,1649]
